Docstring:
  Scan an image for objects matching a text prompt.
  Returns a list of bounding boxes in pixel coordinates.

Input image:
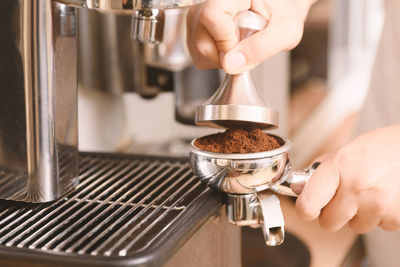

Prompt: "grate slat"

[1,159,129,246]
[0,173,18,191]
[115,177,202,256]
[47,160,173,252]
[0,153,214,262]
[83,166,193,255]
[71,163,186,254]
[14,160,140,248]
[0,156,95,232]
[138,179,210,253]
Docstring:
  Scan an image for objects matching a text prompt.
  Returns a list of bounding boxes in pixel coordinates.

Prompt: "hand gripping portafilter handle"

[226,162,320,246]
[270,161,321,197]
[256,162,320,245]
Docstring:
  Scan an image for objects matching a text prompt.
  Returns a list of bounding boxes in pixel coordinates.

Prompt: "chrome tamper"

[195,11,279,130]
[190,11,319,246]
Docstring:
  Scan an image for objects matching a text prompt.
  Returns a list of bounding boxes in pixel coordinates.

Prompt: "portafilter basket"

[189,134,319,246]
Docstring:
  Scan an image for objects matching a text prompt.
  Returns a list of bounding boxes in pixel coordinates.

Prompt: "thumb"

[222,19,303,74]
[199,0,251,53]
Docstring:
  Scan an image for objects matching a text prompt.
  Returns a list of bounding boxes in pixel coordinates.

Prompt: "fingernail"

[224,51,247,72]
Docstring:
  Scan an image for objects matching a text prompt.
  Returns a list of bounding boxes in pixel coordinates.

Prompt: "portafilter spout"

[195,11,279,129]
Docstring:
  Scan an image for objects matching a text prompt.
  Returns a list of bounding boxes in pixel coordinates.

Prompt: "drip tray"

[0,152,222,267]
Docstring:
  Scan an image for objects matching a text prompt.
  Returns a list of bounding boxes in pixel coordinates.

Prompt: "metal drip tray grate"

[0,152,222,267]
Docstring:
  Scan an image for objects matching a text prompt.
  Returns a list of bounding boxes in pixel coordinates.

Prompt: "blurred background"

[246,0,384,266]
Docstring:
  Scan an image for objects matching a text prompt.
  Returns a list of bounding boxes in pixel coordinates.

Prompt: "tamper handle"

[235,10,268,39]
[236,10,268,31]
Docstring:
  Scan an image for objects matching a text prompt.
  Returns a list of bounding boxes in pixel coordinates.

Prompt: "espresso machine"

[0,0,215,203]
[0,0,295,266]
[0,1,240,266]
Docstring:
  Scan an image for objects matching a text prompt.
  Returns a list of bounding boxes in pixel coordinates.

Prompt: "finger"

[251,0,272,19]
[189,24,221,69]
[222,19,303,74]
[379,216,400,232]
[291,161,322,195]
[296,159,340,221]
[379,193,400,231]
[349,211,380,234]
[318,187,358,232]
[348,192,384,233]
[187,5,220,69]
[199,0,251,52]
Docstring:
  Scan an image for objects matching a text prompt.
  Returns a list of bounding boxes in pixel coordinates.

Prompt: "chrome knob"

[131,8,164,43]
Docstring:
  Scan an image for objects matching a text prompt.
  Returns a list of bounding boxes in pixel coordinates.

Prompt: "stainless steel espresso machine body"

[0,1,298,266]
[0,1,240,266]
[0,1,295,265]
[0,0,208,203]
[0,1,79,202]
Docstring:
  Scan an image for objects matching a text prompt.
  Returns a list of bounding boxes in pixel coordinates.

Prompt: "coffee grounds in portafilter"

[194,128,281,154]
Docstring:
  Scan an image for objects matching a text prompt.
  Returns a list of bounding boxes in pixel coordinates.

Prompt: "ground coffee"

[194,128,281,154]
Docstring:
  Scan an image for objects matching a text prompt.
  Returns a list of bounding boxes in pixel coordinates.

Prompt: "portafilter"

[190,11,319,246]
[189,135,319,246]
